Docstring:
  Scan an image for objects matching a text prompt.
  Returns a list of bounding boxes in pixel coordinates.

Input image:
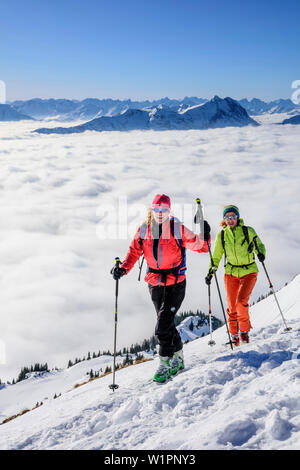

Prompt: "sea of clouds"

[0,118,299,380]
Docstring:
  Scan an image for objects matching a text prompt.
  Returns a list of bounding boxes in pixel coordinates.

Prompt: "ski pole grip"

[115,257,121,268]
[194,198,203,224]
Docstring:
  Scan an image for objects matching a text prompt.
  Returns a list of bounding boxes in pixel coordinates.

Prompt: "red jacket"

[121,218,209,286]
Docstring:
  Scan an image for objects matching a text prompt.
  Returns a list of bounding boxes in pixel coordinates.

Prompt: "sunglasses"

[224,215,238,221]
[153,207,169,213]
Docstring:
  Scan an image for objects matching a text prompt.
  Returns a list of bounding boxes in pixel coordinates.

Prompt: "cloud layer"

[0,119,299,380]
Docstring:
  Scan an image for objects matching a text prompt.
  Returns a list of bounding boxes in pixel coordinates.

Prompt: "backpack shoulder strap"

[170,216,182,247]
[138,223,148,281]
[245,226,258,254]
[241,225,250,246]
[138,222,148,246]
[170,217,186,276]
[241,225,258,256]
[221,229,227,266]
[221,229,225,251]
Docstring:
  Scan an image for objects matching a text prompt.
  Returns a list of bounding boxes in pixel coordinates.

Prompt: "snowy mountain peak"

[212,95,222,102]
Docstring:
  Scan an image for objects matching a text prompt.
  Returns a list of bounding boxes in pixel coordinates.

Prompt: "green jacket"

[209,219,266,278]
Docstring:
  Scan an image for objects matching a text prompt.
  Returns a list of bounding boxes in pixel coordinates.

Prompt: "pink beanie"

[151,194,171,209]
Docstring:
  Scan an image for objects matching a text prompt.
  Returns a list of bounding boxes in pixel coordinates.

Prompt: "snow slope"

[0,313,214,422]
[0,275,299,450]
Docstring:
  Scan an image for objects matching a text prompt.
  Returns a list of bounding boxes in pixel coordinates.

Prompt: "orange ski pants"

[224,272,258,335]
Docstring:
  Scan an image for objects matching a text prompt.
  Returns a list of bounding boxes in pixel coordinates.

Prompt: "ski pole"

[207,284,216,346]
[138,255,145,282]
[260,260,291,332]
[195,198,233,350]
[207,239,233,349]
[109,257,121,391]
[252,237,292,332]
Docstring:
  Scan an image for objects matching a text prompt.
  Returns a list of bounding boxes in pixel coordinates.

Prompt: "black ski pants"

[148,279,186,357]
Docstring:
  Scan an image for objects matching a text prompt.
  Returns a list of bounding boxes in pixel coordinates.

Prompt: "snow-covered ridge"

[0,104,33,122]
[33,96,258,135]
[239,98,300,116]
[282,115,300,125]
[0,275,299,450]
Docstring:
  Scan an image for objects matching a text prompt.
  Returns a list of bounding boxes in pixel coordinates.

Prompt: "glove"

[205,273,213,285]
[203,220,211,242]
[111,266,127,280]
[257,252,265,262]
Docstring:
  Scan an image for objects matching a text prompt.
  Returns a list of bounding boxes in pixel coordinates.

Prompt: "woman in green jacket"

[205,205,266,346]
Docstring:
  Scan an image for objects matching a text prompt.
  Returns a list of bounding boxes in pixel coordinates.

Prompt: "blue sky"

[1,0,299,101]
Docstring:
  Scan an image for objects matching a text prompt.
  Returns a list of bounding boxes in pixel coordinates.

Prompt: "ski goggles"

[152,207,169,213]
[224,214,238,221]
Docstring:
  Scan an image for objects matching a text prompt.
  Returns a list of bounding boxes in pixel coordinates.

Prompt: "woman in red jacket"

[111,194,210,383]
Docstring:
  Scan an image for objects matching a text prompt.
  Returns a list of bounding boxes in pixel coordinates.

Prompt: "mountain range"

[239,98,300,116]
[34,96,259,134]
[10,96,207,122]
[0,96,300,129]
[4,96,300,123]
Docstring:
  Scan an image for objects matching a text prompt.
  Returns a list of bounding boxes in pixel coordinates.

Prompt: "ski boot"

[153,356,172,383]
[231,334,240,347]
[240,331,250,344]
[170,349,184,376]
